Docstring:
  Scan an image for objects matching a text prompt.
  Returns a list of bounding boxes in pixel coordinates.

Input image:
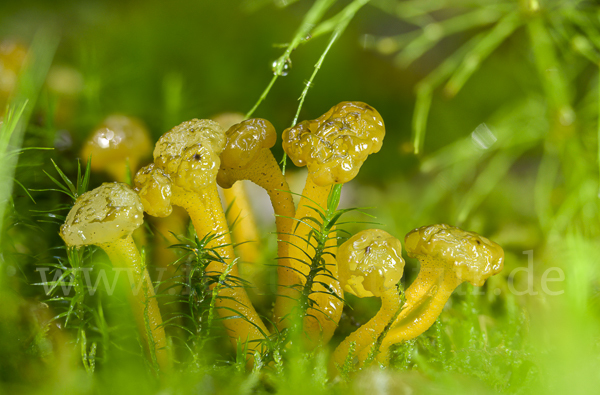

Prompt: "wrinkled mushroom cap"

[60,182,144,246]
[153,119,225,192]
[338,229,405,298]
[81,115,152,172]
[282,101,385,186]
[404,224,504,287]
[220,118,277,169]
[133,164,173,217]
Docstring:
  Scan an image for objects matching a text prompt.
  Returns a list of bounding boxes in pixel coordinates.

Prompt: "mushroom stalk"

[357,267,459,364]
[333,288,402,367]
[275,176,342,347]
[100,236,169,370]
[222,182,261,266]
[170,185,269,351]
[220,149,295,246]
[216,119,298,336]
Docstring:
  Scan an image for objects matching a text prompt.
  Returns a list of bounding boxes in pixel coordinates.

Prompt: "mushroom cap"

[219,118,277,169]
[338,229,405,298]
[404,224,504,287]
[60,182,144,247]
[133,164,173,217]
[153,119,225,192]
[282,101,385,186]
[81,115,152,171]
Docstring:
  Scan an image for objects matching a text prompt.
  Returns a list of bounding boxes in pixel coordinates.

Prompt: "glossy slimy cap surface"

[338,229,405,298]
[133,164,173,217]
[60,182,144,246]
[220,118,277,169]
[404,224,504,286]
[153,119,225,192]
[282,101,385,186]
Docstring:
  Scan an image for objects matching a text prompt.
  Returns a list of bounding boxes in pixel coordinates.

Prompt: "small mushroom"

[80,115,152,182]
[363,224,504,364]
[279,101,385,347]
[333,229,405,370]
[59,182,169,371]
[134,119,269,357]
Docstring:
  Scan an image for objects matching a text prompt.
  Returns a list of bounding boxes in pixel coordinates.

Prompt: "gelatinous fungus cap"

[133,164,173,217]
[220,118,277,169]
[282,101,385,186]
[153,119,226,192]
[338,229,405,298]
[81,115,152,172]
[60,182,144,246]
[404,224,504,286]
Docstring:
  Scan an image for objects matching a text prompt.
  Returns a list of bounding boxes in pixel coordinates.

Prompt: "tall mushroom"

[212,113,268,277]
[216,118,296,314]
[280,101,385,347]
[134,119,269,357]
[332,229,405,369]
[362,224,504,364]
[59,182,169,371]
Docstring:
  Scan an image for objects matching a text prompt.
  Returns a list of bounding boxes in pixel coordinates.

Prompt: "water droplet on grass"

[272,58,291,76]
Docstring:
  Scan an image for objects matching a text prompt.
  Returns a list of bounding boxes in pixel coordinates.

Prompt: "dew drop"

[272,58,291,76]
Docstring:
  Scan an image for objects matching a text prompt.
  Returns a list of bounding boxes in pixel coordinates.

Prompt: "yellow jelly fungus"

[81,115,152,182]
[216,118,296,330]
[279,101,385,348]
[59,182,169,371]
[333,229,405,370]
[212,113,263,274]
[282,101,385,187]
[218,118,277,174]
[136,119,269,359]
[134,163,173,218]
[363,224,504,364]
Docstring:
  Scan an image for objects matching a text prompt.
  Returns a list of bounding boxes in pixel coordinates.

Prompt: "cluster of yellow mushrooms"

[59,101,504,374]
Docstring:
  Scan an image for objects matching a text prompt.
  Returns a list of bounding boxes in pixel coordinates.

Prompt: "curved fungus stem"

[169,185,270,350]
[280,101,386,347]
[151,206,188,319]
[100,235,170,370]
[332,229,405,370]
[60,182,169,372]
[219,148,295,249]
[280,177,342,347]
[360,224,505,364]
[216,119,296,330]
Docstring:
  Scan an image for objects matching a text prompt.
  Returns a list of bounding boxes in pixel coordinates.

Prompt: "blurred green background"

[1,0,600,394]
